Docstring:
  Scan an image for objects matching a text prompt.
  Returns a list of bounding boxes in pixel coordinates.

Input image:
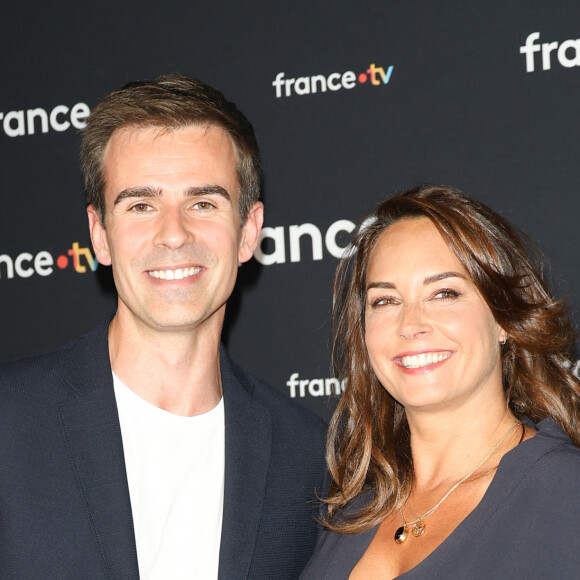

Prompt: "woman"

[301,185,580,579]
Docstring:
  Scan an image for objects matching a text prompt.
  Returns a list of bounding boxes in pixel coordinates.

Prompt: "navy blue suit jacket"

[0,320,327,579]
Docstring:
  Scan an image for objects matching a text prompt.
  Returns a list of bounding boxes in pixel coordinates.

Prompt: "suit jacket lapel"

[56,325,272,580]
[58,321,139,580]
[218,348,272,580]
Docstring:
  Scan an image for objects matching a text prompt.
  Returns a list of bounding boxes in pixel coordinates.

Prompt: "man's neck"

[107,313,223,417]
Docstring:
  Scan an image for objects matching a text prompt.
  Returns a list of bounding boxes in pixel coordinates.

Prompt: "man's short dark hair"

[80,74,262,224]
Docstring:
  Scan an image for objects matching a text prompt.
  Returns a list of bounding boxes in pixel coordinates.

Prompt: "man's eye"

[193,201,215,211]
[129,203,152,212]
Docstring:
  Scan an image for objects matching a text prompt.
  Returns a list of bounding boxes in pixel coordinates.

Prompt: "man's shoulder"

[220,348,327,436]
[221,349,326,430]
[0,320,110,403]
[246,367,327,430]
[0,340,75,384]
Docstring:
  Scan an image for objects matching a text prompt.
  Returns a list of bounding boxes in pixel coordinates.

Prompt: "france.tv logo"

[0,242,98,280]
[272,62,394,98]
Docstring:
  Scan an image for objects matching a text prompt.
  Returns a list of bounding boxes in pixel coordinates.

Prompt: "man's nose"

[153,208,193,249]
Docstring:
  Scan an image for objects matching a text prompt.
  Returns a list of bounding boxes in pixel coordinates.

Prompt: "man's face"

[88,124,263,336]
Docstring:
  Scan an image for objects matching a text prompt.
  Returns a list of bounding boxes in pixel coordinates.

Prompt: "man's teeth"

[399,352,451,368]
[148,267,201,280]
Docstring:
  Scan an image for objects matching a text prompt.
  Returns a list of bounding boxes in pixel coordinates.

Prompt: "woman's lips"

[394,350,454,374]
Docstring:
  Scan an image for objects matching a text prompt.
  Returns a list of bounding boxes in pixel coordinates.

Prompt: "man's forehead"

[101,124,239,179]
[105,123,231,152]
[100,123,241,211]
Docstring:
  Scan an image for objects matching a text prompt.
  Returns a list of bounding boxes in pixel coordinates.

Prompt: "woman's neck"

[406,405,519,489]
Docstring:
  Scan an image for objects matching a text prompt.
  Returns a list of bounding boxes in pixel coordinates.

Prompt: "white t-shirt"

[113,373,225,579]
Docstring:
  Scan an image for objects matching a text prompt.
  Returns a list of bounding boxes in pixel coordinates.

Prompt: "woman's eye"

[433,289,460,300]
[370,296,399,308]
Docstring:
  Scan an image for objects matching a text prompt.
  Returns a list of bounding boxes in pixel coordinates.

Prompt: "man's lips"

[394,350,453,369]
[147,266,202,280]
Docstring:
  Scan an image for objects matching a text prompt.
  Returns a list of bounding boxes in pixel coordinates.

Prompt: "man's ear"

[87,206,112,266]
[238,202,264,264]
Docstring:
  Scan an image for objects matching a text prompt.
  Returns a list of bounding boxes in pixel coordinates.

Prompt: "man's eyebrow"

[113,184,232,206]
[113,186,161,206]
[366,272,465,292]
[184,185,231,201]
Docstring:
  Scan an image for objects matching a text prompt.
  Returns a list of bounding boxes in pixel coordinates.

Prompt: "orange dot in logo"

[358,73,367,83]
[57,255,69,269]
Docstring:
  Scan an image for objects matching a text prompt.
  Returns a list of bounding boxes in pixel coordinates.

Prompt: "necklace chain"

[394,421,522,543]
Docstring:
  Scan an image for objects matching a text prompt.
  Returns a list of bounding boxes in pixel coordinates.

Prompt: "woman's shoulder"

[499,417,580,499]
[299,491,379,580]
[524,417,580,467]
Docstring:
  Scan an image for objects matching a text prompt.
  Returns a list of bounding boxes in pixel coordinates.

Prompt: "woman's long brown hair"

[325,185,580,533]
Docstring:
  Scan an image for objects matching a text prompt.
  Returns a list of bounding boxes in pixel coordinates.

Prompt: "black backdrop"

[1,1,579,420]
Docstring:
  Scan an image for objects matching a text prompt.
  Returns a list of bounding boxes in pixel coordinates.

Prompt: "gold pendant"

[394,525,408,544]
[412,520,426,537]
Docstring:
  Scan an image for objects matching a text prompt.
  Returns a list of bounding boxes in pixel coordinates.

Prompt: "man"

[0,75,327,579]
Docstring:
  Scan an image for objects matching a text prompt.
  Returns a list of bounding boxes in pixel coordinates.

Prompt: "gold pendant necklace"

[394,421,523,544]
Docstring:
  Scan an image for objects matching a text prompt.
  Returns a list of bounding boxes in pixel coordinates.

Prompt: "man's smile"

[147,266,202,280]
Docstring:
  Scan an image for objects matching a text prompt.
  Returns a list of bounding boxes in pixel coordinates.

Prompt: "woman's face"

[364,217,506,415]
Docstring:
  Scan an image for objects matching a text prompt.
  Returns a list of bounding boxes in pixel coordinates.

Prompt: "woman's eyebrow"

[423,271,466,285]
